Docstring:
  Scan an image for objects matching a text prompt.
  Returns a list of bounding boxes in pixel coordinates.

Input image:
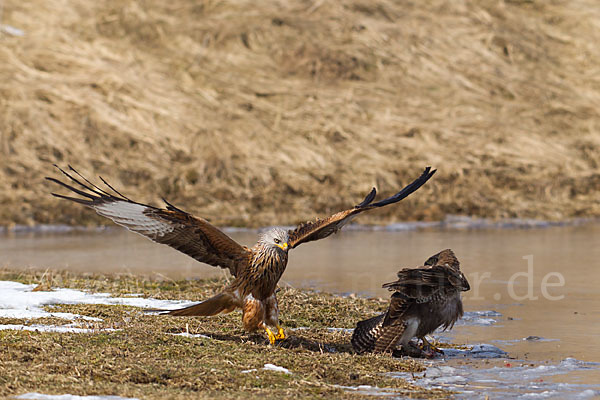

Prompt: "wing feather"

[46,166,250,276]
[288,167,436,249]
[382,265,453,300]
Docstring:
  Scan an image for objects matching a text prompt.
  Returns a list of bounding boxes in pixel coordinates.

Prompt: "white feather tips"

[94,201,174,237]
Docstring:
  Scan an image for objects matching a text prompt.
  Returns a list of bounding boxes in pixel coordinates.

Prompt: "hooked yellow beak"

[276,242,289,251]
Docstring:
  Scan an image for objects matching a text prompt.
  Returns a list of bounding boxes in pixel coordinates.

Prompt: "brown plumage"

[47,165,436,344]
[351,249,470,356]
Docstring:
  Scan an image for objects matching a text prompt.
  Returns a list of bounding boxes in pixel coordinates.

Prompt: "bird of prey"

[351,249,470,356]
[47,165,436,345]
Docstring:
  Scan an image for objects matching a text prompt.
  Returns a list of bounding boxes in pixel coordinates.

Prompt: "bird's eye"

[274,238,280,244]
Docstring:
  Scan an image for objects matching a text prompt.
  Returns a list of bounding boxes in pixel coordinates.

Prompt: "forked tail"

[161,292,239,317]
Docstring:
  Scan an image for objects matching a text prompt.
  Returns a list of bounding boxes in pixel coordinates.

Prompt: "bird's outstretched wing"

[46,165,250,276]
[287,167,436,249]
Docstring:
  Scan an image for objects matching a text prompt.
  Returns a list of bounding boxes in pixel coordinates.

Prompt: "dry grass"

[1,0,599,228]
[0,268,451,399]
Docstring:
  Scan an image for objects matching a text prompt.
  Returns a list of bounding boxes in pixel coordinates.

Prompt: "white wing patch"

[94,201,175,238]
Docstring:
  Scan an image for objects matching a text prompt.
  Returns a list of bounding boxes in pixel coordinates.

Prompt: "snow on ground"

[169,332,211,339]
[263,364,291,374]
[15,393,139,400]
[0,324,117,334]
[0,280,197,321]
[327,327,354,334]
[240,364,292,375]
[334,384,399,396]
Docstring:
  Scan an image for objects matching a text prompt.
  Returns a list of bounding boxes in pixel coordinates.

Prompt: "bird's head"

[259,227,290,253]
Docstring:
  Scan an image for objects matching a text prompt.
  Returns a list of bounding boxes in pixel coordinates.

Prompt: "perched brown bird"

[47,165,435,344]
[351,249,470,356]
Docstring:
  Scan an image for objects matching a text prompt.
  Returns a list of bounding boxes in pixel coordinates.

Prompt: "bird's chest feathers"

[428,290,462,325]
[248,251,288,298]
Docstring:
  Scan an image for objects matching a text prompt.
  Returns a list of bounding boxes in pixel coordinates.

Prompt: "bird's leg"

[420,336,444,354]
[263,324,277,345]
[274,325,285,340]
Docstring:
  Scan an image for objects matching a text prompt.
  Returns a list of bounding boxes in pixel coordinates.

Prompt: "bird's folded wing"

[382,265,452,299]
[46,166,250,276]
[382,292,412,326]
[287,167,436,249]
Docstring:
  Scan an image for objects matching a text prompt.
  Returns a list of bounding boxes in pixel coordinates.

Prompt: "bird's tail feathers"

[158,292,239,317]
[351,313,386,354]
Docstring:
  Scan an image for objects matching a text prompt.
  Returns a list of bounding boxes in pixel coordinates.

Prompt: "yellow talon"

[264,326,277,345]
[275,325,286,340]
[420,336,444,354]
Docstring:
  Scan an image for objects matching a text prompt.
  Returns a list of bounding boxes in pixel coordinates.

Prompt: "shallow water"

[391,356,600,399]
[1,223,599,397]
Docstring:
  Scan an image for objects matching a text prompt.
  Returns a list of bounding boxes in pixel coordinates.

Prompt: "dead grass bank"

[1,0,599,227]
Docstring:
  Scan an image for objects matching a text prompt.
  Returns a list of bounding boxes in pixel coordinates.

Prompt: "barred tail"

[351,313,386,354]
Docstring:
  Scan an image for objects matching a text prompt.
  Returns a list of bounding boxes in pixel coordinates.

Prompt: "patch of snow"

[0,280,196,321]
[15,393,138,400]
[263,363,291,374]
[289,327,309,331]
[169,332,210,339]
[334,385,399,396]
[520,391,558,398]
[0,324,117,334]
[575,390,600,399]
[240,368,257,374]
[327,327,354,334]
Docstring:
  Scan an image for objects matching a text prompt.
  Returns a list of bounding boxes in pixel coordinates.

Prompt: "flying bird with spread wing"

[351,249,470,357]
[47,165,436,345]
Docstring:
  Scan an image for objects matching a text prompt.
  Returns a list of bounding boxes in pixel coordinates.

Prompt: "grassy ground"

[0,0,599,228]
[0,268,451,399]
